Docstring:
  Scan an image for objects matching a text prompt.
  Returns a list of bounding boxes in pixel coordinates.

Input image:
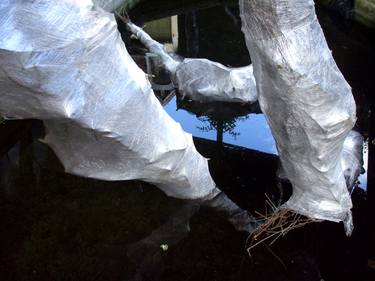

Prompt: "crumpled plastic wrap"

[277,130,364,192]
[0,0,219,200]
[240,0,356,232]
[126,22,258,103]
[174,59,257,103]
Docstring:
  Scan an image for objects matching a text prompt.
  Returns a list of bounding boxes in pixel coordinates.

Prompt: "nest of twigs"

[246,194,320,255]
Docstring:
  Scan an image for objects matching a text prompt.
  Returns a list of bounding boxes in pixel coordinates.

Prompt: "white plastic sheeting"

[240,0,356,233]
[277,130,365,192]
[0,0,220,200]
[126,22,258,103]
[174,59,257,103]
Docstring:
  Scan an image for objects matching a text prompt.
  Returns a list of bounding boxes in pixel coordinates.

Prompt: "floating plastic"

[126,22,258,104]
[240,0,357,234]
[174,58,257,103]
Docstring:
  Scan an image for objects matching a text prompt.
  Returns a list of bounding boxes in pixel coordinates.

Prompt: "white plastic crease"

[239,0,356,234]
[0,0,220,200]
[126,22,258,103]
[277,130,365,192]
[174,59,257,103]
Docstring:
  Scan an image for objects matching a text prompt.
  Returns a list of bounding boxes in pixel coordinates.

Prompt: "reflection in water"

[125,204,199,281]
[125,2,374,280]
[0,131,259,281]
[164,96,277,154]
[126,192,257,281]
[0,1,374,281]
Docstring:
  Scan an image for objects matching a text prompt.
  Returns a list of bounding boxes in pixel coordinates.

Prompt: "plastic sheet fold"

[0,0,219,200]
[174,59,257,103]
[277,130,364,192]
[240,0,356,233]
[126,22,258,103]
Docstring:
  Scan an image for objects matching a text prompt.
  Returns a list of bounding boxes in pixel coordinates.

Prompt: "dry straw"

[246,194,320,256]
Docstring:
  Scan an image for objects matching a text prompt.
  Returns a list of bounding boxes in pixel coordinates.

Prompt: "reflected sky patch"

[164,97,277,155]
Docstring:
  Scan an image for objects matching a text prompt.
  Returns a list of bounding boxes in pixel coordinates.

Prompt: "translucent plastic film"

[0,0,218,200]
[127,22,258,103]
[240,0,356,231]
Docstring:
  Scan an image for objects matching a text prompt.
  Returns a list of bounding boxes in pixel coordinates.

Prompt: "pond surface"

[165,97,278,155]
[1,1,374,281]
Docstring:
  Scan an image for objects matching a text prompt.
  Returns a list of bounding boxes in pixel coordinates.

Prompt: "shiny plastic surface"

[240,0,356,232]
[0,0,218,200]
[127,22,258,103]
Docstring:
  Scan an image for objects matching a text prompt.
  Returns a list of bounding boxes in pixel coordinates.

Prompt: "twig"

[246,206,320,255]
[115,11,130,24]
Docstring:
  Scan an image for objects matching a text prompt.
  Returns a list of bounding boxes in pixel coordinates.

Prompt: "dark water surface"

[1,1,374,281]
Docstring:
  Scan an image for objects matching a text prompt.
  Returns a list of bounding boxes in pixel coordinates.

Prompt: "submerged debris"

[160,244,169,252]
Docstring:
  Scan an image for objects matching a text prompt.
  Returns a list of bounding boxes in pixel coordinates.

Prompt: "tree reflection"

[176,96,260,146]
[197,115,248,145]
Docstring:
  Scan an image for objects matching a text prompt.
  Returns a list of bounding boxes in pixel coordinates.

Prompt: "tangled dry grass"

[246,194,320,256]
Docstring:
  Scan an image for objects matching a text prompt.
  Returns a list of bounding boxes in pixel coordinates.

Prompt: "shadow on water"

[1,1,375,280]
